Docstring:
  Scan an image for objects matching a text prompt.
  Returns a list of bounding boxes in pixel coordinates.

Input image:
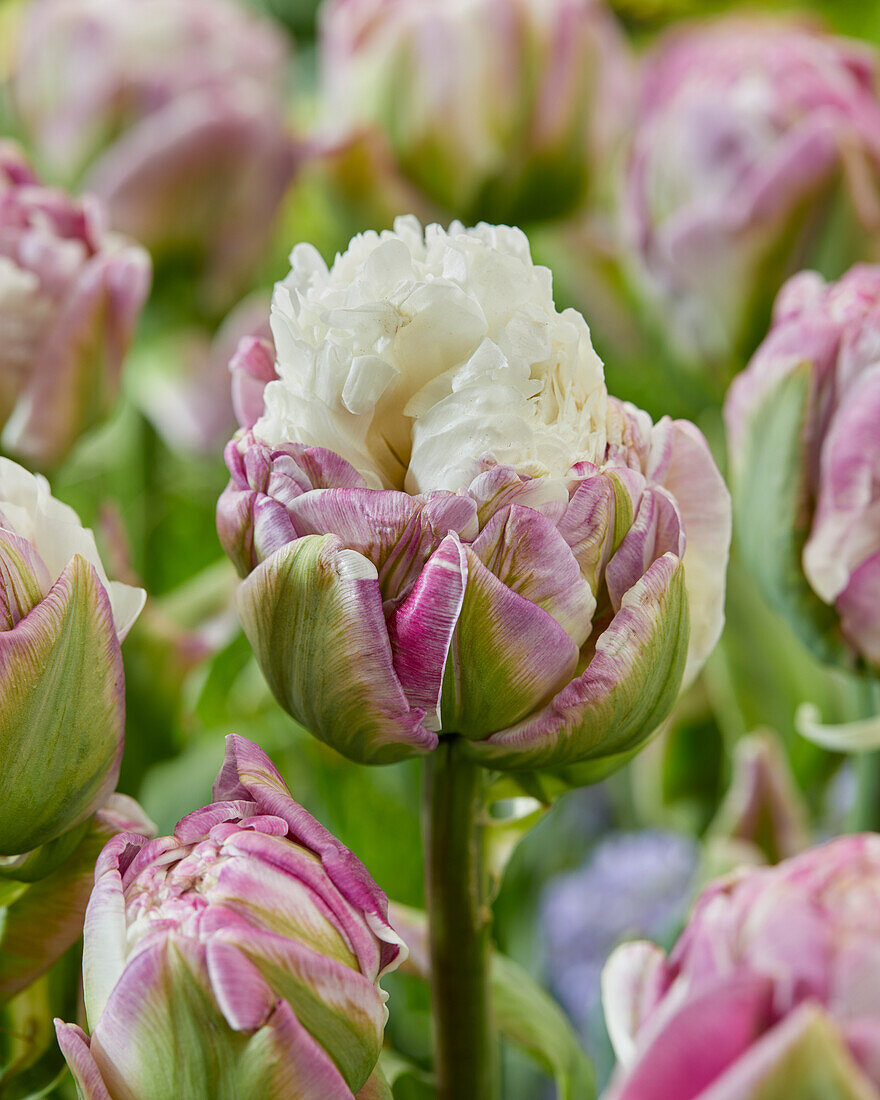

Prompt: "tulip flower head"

[625,18,880,367]
[726,264,880,671]
[319,0,634,223]
[219,217,730,778]
[603,834,880,1100]
[55,735,404,1100]
[13,0,295,308]
[0,459,145,855]
[0,143,150,466]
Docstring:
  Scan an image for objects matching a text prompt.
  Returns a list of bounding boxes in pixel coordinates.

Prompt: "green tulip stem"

[849,679,880,833]
[423,739,497,1100]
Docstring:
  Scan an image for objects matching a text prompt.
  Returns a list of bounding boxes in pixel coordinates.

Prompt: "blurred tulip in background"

[726,264,880,672]
[0,142,150,466]
[624,17,880,372]
[13,0,297,309]
[603,834,880,1100]
[319,0,634,225]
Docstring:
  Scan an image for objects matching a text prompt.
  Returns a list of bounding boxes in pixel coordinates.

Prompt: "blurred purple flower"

[55,735,402,1099]
[624,17,880,366]
[726,264,880,670]
[0,142,150,466]
[603,835,880,1100]
[541,830,698,1034]
[14,0,297,308]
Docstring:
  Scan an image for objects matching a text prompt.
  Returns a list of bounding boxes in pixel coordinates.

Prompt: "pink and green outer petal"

[462,553,689,771]
[0,553,125,855]
[214,734,405,978]
[72,936,361,1100]
[236,534,437,764]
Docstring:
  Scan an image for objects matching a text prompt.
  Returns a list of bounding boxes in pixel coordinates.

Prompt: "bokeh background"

[2,0,880,1095]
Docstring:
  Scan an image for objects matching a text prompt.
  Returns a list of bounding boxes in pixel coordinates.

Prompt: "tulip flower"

[0,794,154,1006]
[624,18,880,369]
[602,834,880,1100]
[55,734,403,1100]
[13,0,296,309]
[318,0,634,224]
[0,459,145,856]
[725,265,880,672]
[218,216,730,774]
[0,142,150,466]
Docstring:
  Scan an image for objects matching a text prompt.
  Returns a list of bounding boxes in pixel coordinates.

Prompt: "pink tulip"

[603,834,880,1100]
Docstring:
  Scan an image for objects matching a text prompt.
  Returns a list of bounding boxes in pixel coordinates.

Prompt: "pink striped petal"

[441,547,579,740]
[472,504,595,646]
[463,553,688,770]
[606,487,684,611]
[605,973,775,1100]
[214,735,406,979]
[54,1022,112,1100]
[237,534,436,764]
[388,532,467,729]
[286,487,477,604]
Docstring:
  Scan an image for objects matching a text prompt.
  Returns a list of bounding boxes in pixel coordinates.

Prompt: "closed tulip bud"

[55,735,404,1100]
[725,264,880,671]
[708,732,810,865]
[603,835,880,1100]
[0,794,154,1006]
[625,18,880,368]
[319,0,634,224]
[0,143,150,466]
[13,0,296,308]
[0,459,145,856]
[218,217,730,776]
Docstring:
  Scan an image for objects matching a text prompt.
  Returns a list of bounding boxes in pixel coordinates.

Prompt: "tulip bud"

[624,17,880,368]
[0,459,145,856]
[602,835,880,1100]
[708,732,809,864]
[725,264,880,672]
[0,794,154,1006]
[218,217,730,777]
[319,0,634,224]
[55,735,404,1100]
[0,142,150,466]
[13,0,296,309]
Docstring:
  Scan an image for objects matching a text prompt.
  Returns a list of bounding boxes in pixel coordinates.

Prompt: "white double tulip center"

[253,216,609,494]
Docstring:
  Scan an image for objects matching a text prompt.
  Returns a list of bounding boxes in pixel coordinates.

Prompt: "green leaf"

[731,365,850,670]
[492,954,596,1100]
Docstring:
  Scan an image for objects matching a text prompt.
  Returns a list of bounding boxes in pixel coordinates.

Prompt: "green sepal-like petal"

[705,1003,879,1100]
[0,554,124,855]
[237,535,436,765]
[440,547,579,740]
[462,554,688,772]
[730,364,849,669]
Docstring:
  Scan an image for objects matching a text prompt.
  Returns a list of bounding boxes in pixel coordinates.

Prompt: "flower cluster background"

[2,0,880,1097]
